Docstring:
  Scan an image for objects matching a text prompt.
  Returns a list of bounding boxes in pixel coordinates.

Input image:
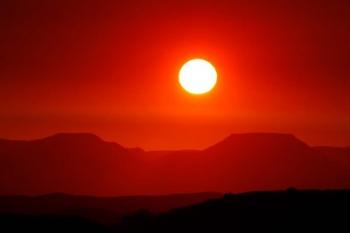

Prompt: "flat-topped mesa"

[0,133,105,145]
[35,133,127,152]
[39,133,104,143]
[205,133,310,153]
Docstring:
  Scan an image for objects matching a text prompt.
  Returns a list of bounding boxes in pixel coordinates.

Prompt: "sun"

[179,59,217,95]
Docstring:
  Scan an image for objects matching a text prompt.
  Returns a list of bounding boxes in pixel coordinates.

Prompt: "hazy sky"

[1,0,349,149]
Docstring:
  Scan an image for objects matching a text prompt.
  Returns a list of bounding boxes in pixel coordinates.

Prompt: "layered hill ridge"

[0,133,349,196]
[118,190,350,233]
[0,192,221,224]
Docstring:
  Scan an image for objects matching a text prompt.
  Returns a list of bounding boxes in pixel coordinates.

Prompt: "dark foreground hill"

[0,192,220,224]
[119,189,350,233]
[0,133,349,195]
[1,190,349,233]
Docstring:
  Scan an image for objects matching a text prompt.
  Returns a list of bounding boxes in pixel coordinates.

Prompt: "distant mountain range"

[0,133,349,195]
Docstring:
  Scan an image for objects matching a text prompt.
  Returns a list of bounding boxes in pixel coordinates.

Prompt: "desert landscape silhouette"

[0,133,349,232]
[1,0,350,232]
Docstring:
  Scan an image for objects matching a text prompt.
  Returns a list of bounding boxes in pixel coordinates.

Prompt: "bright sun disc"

[179,59,217,95]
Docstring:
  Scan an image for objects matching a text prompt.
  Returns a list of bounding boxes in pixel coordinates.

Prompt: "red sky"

[1,0,349,149]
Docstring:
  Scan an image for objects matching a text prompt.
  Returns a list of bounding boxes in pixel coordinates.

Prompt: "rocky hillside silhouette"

[118,189,350,233]
[0,192,220,224]
[1,190,349,233]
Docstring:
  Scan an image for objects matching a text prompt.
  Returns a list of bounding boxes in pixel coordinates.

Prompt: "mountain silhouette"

[0,133,349,195]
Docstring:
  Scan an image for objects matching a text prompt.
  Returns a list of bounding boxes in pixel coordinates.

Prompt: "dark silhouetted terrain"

[0,192,220,224]
[0,133,349,195]
[1,190,349,233]
[118,189,350,233]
